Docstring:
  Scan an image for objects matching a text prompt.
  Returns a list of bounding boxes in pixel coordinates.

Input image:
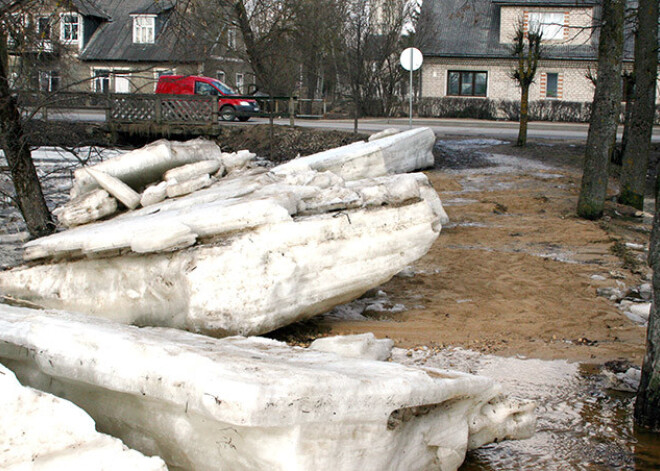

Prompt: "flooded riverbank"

[396,347,660,470]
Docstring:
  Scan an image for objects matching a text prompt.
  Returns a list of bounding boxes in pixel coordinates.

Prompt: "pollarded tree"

[577,0,625,220]
[510,21,543,147]
[617,0,658,210]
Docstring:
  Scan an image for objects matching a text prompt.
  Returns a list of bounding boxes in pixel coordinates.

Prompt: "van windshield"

[211,79,237,95]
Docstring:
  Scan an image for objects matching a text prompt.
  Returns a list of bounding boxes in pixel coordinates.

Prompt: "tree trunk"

[577,0,624,220]
[232,0,271,94]
[0,30,53,238]
[517,84,530,147]
[618,0,658,210]
[635,163,660,430]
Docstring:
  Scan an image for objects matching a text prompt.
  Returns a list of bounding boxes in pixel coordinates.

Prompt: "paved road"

[246,117,660,143]
[41,108,660,143]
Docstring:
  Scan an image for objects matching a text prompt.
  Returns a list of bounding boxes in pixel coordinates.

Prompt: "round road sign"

[400,47,423,71]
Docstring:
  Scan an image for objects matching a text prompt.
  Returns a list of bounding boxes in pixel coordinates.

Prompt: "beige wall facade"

[422,57,598,102]
[499,6,595,45]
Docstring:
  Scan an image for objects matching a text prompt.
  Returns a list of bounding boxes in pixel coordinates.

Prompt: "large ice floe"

[0,362,167,470]
[0,305,536,471]
[0,127,447,336]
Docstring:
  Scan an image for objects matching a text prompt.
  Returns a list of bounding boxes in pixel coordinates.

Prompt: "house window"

[235,73,244,93]
[546,72,559,98]
[227,29,236,49]
[93,70,110,93]
[217,71,225,83]
[133,15,155,44]
[37,17,51,40]
[528,12,564,41]
[114,74,130,93]
[60,13,79,43]
[39,70,60,92]
[447,71,487,97]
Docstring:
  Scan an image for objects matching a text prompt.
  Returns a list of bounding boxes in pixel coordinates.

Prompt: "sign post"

[400,47,423,128]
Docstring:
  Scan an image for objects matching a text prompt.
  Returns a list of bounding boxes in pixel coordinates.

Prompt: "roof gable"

[418,0,602,61]
[78,0,204,63]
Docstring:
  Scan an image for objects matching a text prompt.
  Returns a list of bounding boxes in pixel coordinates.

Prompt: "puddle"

[394,348,660,470]
[442,198,480,206]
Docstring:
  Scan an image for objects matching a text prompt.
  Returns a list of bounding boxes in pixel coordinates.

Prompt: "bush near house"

[417,97,660,124]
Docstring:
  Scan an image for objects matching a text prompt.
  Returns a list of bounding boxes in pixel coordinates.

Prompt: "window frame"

[545,72,559,98]
[39,70,60,92]
[37,17,51,40]
[528,12,565,41]
[447,70,488,97]
[235,73,244,93]
[132,14,156,44]
[92,69,111,93]
[60,12,80,44]
[227,28,236,49]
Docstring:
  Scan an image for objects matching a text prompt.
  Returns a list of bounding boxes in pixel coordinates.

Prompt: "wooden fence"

[17,91,328,127]
[110,94,217,125]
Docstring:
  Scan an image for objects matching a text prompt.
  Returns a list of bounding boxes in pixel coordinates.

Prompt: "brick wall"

[422,57,601,102]
[499,6,595,45]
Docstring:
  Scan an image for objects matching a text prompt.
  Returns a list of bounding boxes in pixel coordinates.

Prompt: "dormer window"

[133,15,155,44]
[60,12,80,43]
[227,28,236,49]
[528,12,565,41]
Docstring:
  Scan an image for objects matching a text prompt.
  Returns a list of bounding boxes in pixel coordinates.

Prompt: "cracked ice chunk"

[85,167,141,210]
[53,189,118,227]
[166,173,213,198]
[141,181,170,207]
[0,306,535,471]
[368,128,400,141]
[163,160,224,183]
[71,138,223,198]
[2,129,446,336]
[0,362,167,471]
[274,127,434,180]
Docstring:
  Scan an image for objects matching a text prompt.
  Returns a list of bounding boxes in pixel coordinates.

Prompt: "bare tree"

[577,0,625,220]
[0,0,55,237]
[510,21,542,147]
[231,0,299,95]
[632,0,660,430]
[618,0,658,210]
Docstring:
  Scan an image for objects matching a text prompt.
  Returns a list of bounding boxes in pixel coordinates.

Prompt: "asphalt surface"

[247,117,660,143]
[38,108,660,143]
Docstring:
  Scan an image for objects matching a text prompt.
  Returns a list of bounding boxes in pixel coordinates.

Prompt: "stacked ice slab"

[0,362,167,471]
[0,305,535,471]
[0,128,447,336]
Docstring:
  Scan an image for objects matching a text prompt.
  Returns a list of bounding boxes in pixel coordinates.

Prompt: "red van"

[155,75,259,122]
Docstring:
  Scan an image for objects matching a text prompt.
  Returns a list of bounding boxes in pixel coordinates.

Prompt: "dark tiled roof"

[78,0,204,63]
[418,0,632,62]
[129,0,176,15]
[72,0,110,19]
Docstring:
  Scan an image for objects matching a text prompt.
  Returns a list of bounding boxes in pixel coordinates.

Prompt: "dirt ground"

[310,138,656,365]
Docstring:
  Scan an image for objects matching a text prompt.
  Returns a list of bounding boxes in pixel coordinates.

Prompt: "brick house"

[7,0,254,95]
[417,0,647,117]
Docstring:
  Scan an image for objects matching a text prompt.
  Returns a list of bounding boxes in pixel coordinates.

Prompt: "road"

[40,108,660,143]
[246,117,660,142]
